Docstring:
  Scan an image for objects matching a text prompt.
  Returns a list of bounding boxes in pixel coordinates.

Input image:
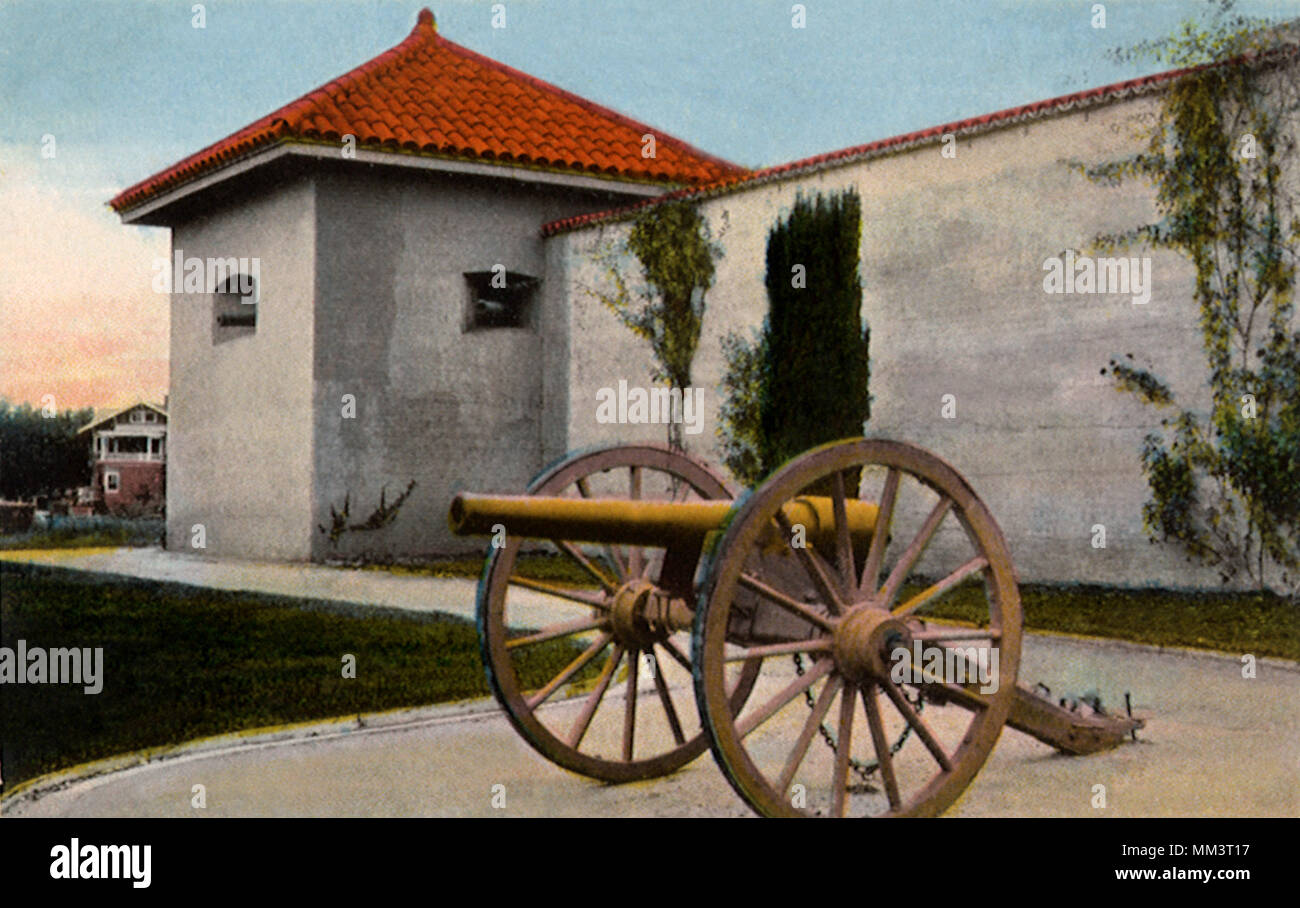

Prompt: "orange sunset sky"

[2,151,169,412]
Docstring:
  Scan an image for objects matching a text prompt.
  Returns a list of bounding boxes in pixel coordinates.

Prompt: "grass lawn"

[0,520,163,551]
[0,561,586,790]
[911,579,1299,660]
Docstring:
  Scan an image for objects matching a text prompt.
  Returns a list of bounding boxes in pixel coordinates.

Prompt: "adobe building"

[111,9,1299,589]
[110,9,744,562]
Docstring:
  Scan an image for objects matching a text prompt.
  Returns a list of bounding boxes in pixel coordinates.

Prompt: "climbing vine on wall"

[1080,2,1300,593]
[585,200,724,451]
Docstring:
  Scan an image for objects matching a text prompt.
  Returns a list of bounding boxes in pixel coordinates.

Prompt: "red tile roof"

[109,8,747,215]
[540,61,1225,237]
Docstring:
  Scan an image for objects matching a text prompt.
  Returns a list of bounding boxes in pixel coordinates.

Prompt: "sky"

[3,0,1299,410]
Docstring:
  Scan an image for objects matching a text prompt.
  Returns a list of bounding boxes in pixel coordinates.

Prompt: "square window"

[214,274,258,342]
[464,270,539,330]
[105,472,120,493]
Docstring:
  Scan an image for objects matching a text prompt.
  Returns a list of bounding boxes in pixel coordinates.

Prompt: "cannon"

[449,439,1143,817]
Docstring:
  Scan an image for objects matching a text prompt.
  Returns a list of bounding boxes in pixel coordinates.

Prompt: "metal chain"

[792,652,923,793]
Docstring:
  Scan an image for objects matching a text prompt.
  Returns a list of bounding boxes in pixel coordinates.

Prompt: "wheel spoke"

[736,657,834,738]
[506,614,607,649]
[623,647,639,761]
[858,468,900,597]
[910,625,1001,643]
[777,675,841,797]
[650,650,686,745]
[525,632,611,709]
[892,556,988,617]
[878,497,952,607]
[861,684,902,810]
[660,638,692,672]
[627,467,645,580]
[567,644,624,749]
[550,539,618,594]
[831,683,856,818]
[878,677,953,772]
[725,637,832,662]
[774,509,847,614]
[509,573,609,608]
[575,477,629,582]
[738,572,836,633]
[830,470,856,595]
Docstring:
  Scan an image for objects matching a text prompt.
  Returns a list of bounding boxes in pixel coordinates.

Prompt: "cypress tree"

[757,189,871,475]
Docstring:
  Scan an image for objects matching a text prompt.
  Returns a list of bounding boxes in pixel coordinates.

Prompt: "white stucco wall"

[167,177,317,560]
[311,165,648,560]
[552,91,1253,589]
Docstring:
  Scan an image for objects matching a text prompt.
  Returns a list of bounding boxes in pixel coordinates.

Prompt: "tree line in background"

[0,399,95,500]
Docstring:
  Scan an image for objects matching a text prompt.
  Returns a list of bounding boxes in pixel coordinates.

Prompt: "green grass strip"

[0,561,584,789]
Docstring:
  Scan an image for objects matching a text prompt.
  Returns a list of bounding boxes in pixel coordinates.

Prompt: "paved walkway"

[0,545,482,621]
[2,547,1297,817]
[5,633,1297,817]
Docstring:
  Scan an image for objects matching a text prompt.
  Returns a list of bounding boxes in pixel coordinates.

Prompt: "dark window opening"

[110,436,149,454]
[464,270,539,330]
[214,274,258,340]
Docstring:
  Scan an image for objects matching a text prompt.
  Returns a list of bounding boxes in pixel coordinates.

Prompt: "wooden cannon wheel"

[477,444,760,783]
[692,439,1023,816]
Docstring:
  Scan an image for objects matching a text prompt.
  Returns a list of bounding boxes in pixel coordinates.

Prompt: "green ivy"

[587,200,723,450]
[1084,2,1300,593]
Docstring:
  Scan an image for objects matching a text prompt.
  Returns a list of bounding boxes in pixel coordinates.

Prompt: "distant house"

[75,402,167,515]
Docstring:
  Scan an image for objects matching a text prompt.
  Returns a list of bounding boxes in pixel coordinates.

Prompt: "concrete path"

[0,545,484,621]
[2,547,1297,817]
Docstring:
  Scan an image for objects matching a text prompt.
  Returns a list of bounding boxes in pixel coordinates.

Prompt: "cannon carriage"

[449,438,1142,817]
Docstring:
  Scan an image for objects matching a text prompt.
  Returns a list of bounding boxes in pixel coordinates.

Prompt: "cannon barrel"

[449,492,877,549]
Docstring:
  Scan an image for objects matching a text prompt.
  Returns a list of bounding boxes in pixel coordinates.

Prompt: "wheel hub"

[610,579,689,649]
[833,604,913,684]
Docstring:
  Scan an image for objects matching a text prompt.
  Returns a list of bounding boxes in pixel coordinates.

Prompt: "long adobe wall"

[548,83,1269,590]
